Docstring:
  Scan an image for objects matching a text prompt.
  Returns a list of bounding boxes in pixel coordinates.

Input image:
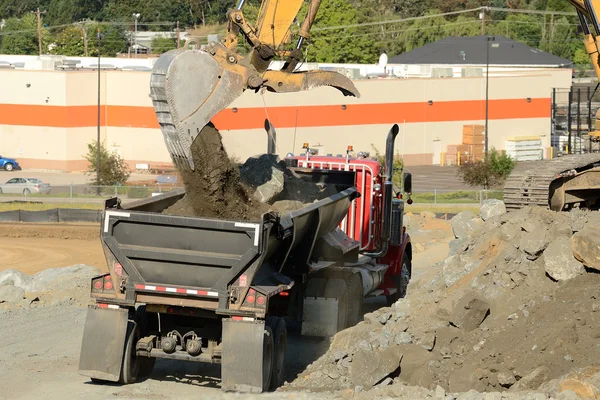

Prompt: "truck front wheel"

[386,252,410,306]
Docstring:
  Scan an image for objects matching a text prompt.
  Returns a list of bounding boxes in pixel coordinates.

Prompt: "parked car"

[0,156,20,171]
[0,178,51,195]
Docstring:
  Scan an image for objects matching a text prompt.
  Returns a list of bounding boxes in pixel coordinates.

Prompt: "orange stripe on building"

[0,98,550,129]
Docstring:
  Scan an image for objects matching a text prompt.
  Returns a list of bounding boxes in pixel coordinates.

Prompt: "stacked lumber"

[445,124,486,164]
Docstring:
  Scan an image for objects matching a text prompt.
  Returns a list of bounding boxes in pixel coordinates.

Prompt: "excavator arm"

[150,0,360,170]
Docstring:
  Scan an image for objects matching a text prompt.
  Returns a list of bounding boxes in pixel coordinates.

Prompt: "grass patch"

[0,202,103,211]
[406,204,481,215]
[411,190,503,204]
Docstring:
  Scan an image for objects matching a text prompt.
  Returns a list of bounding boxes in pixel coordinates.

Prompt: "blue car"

[0,155,20,171]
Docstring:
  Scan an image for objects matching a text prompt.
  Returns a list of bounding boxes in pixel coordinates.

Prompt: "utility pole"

[480,7,487,35]
[80,20,88,57]
[35,8,46,56]
[176,21,180,49]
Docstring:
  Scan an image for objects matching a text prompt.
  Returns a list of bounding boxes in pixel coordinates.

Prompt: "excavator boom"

[150,0,360,170]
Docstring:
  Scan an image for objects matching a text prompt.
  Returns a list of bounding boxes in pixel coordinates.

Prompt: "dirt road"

[0,220,452,400]
[0,223,105,274]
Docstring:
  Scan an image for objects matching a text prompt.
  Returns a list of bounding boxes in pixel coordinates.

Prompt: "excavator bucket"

[150,48,245,170]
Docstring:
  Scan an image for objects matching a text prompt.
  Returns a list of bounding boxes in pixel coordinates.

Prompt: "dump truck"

[78,124,413,393]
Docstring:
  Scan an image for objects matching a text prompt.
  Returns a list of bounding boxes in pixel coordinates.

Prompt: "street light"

[485,35,495,158]
[97,29,103,194]
[133,13,140,57]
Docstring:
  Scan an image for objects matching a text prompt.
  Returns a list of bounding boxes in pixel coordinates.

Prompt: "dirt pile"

[162,123,270,220]
[162,124,341,220]
[0,264,100,311]
[285,201,600,398]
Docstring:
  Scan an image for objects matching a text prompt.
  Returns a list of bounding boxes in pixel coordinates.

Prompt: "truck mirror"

[403,172,412,194]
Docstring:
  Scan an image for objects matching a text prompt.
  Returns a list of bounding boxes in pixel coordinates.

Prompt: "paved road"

[404,165,482,192]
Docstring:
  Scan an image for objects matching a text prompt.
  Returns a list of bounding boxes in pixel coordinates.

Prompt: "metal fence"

[0,208,102,223]
[0,184,185,204]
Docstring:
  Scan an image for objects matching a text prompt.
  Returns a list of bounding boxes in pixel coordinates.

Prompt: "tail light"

[91,273,115,295]
[35,184,40,189]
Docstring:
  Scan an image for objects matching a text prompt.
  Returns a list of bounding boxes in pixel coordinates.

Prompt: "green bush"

[84,140,131,186]
[457,148,516,190]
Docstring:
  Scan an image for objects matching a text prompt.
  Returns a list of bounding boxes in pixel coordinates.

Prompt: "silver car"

[0,177,51,195]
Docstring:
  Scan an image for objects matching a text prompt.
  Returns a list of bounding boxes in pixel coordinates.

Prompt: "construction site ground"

[3,203,600,399]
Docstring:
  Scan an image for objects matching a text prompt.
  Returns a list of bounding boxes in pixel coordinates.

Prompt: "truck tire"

[304,278,326,298]
[267,316,287,391]
[324,279,349,332]
[262,325,274,392]
[345,273,363,327]
[386,252,410,306]
[120,306,155,384]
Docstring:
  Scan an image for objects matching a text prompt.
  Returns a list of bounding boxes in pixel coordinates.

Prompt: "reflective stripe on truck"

[135,284,219,297]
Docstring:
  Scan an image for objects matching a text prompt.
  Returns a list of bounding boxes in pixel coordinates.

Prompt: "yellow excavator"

[503,0,600,211]
[149,0,359,171]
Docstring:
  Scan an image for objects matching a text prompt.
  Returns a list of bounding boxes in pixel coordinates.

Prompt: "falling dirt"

[162,123,270,221]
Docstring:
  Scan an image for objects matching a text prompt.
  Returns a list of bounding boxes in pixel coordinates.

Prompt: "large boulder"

[349,347,403,389]
[519,229,549,259]
[510,366,550,391]
[451,211,484,239]
[449,292,490,331]
[572,227,600,271]
[0,269,33,292]
[0,285,25,303]
[544,238,585,281]
[239,154,285,203]
[480,199,506,221]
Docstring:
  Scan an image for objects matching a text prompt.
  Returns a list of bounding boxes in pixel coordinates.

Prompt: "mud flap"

[221,319,266,393]
[78,305,129,382]
[301,297,339,337]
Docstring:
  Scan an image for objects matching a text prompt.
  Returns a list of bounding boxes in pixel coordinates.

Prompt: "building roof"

[388,35,572,67]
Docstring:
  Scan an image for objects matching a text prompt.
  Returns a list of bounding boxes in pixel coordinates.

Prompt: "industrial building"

[0,47,572,171]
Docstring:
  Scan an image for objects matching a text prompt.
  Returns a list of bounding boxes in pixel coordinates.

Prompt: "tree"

[370,143,404,189]
[305,0,378,63]
[151,33,176,54]
[45,0,104,25]
[86,22,128,57]
[456,148,516,189]
[0,14,50,55]
[84,140,131,186]
[50,25,85,56]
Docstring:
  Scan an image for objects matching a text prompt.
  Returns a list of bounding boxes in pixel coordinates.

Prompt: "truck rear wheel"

[120,306,155,384]
[267,316,287,390]
[345,273,363,327]
[324,279,349,332]
[262,325,274,391]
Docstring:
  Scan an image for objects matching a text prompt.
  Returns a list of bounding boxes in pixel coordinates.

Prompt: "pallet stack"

[445,124,485,164]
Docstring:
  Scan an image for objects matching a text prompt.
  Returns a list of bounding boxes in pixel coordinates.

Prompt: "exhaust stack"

[364,124,399,258]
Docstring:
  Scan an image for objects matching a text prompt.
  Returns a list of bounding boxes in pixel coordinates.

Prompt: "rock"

[572,228,600,271]
[519,230,549,259]
[443,256,481,288]
[480,199,506,221]
[394,332,413,345]
[417,331,436,351]
[0,269,33,291]
[450,293,490,332]
[511,366,550,391]
[378,311,392,325]
[31,265,99,292]
[0,285,25,303]
[435,385,446,399]
[377,377,393,387]
[457,390,485,400]
[559,378,600,399]
[334,350,349,362]
[448,237,470,257]
[497,370,516,388]
[544,238,585,281]
[239,154,285,203]
[557,390,583,400]
[452,211,484,239]
[349,347,402,389]
[449,366,487,393]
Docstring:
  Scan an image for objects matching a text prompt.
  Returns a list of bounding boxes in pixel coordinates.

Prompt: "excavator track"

[503,153,600,211]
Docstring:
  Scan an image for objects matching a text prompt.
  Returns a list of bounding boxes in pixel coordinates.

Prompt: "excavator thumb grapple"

[149,0,360,170]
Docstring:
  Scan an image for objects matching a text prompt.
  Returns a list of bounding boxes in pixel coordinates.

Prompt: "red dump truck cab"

[78,124,413,394]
